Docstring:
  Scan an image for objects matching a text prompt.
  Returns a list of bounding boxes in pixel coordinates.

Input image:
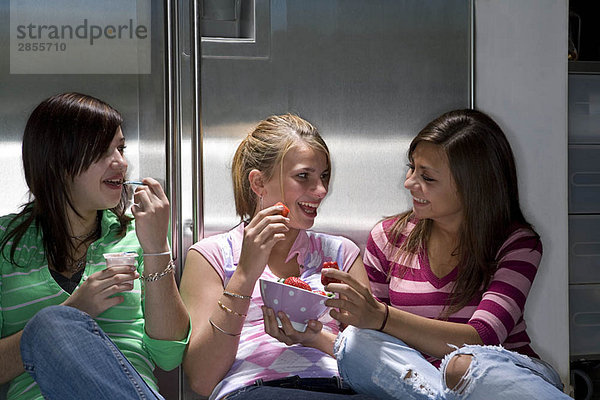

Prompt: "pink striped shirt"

[190,223,360,399]
[364,217,541,366]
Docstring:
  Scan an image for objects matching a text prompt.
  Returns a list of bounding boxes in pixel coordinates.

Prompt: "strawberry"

[283,276,311,291]
[321,261,341,286]
[275,201,289,217]
[313,290,328,296]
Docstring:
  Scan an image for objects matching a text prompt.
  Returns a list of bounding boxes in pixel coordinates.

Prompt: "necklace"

[70,214,100,241]
[71,227,97,241]
[68,253,87,272]
[68,214,99,271]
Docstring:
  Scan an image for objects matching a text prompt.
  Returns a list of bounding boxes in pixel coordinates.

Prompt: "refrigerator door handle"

[191,0,204,245]
[166,0,182,264]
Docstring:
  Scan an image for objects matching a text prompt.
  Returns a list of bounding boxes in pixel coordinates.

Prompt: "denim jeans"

[20,305,164,400]
[221,377,375,399]
[334,326,571,400]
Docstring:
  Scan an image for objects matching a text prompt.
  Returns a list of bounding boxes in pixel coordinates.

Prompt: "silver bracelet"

[140,259,175,282]
[143,250,172,257]
[223,290,252,300]
[208,318,241,337]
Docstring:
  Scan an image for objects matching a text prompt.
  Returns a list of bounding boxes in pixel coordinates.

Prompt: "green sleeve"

[142,316,191,371]
[0,272,3,335]
[139,226,189,371]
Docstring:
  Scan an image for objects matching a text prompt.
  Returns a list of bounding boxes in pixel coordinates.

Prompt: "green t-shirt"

[0,210,189,400]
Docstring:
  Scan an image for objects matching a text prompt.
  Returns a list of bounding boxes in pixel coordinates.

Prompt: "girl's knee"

[32,305,84,326]
[22,306,70,359]
[24,305,89,342]
[444,354,473,392]
[25,305,65,334]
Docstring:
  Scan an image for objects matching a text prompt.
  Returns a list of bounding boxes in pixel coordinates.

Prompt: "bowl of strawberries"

[259,276,333,332]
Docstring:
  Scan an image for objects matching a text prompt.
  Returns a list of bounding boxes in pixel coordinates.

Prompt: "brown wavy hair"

[231,114,330,220]
[387,109,537,316]
[0,92,131,272]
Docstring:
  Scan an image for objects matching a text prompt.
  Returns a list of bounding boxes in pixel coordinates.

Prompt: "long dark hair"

[0,92,131,272]
[387,109,536,315]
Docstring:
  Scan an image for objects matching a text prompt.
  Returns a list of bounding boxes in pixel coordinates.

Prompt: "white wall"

[475,0,569,388]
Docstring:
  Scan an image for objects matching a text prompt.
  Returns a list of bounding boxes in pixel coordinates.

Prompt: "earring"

[259,196,263,210]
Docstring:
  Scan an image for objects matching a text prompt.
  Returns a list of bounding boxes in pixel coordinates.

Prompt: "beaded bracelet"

[218,300,247,317]
[223,290,252,300]
[378,302,390,332]
[208,319,241,337]
[140,259,175,282]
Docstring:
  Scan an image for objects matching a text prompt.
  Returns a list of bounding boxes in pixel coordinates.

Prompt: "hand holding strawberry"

[236,203,289,283]
[274,201,289,217]
[321,261,341,286]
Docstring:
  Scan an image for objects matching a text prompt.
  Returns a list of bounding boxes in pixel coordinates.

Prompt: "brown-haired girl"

[269,109,570,399]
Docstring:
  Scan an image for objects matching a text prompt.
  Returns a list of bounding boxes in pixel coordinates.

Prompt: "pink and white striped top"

[364,217,541,366]
[190,223,360,400]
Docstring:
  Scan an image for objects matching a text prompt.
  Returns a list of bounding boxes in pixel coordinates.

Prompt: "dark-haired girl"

[269,109,570,399]
[0,93,189,400]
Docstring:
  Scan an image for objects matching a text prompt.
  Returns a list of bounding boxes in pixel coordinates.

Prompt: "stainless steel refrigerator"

[0,1,470,398]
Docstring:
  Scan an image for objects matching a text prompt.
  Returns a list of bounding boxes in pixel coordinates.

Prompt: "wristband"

[142,250,172,257]
[378,303,389,332]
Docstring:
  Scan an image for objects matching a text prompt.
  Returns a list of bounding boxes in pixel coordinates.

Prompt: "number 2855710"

[17,42,66,52]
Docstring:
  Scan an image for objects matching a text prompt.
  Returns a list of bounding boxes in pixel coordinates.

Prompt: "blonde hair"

[232,114,330,220]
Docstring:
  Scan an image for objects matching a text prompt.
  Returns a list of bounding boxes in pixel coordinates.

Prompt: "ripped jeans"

[334,327,570,400]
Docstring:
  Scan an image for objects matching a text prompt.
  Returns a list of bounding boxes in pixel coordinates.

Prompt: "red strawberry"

[313,290,328,296]
[283,276,311,291]
[321,261,341,286]
[275,201,289,217]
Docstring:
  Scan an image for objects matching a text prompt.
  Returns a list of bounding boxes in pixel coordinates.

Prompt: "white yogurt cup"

[103,252,137,291]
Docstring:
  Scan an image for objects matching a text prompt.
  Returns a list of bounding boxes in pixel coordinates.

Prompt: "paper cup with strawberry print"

[259,278,329,332]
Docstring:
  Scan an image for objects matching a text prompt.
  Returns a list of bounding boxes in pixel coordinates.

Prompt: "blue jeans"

[221,377,375,399]
[20,305,164,400]
[334,326,571,400]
